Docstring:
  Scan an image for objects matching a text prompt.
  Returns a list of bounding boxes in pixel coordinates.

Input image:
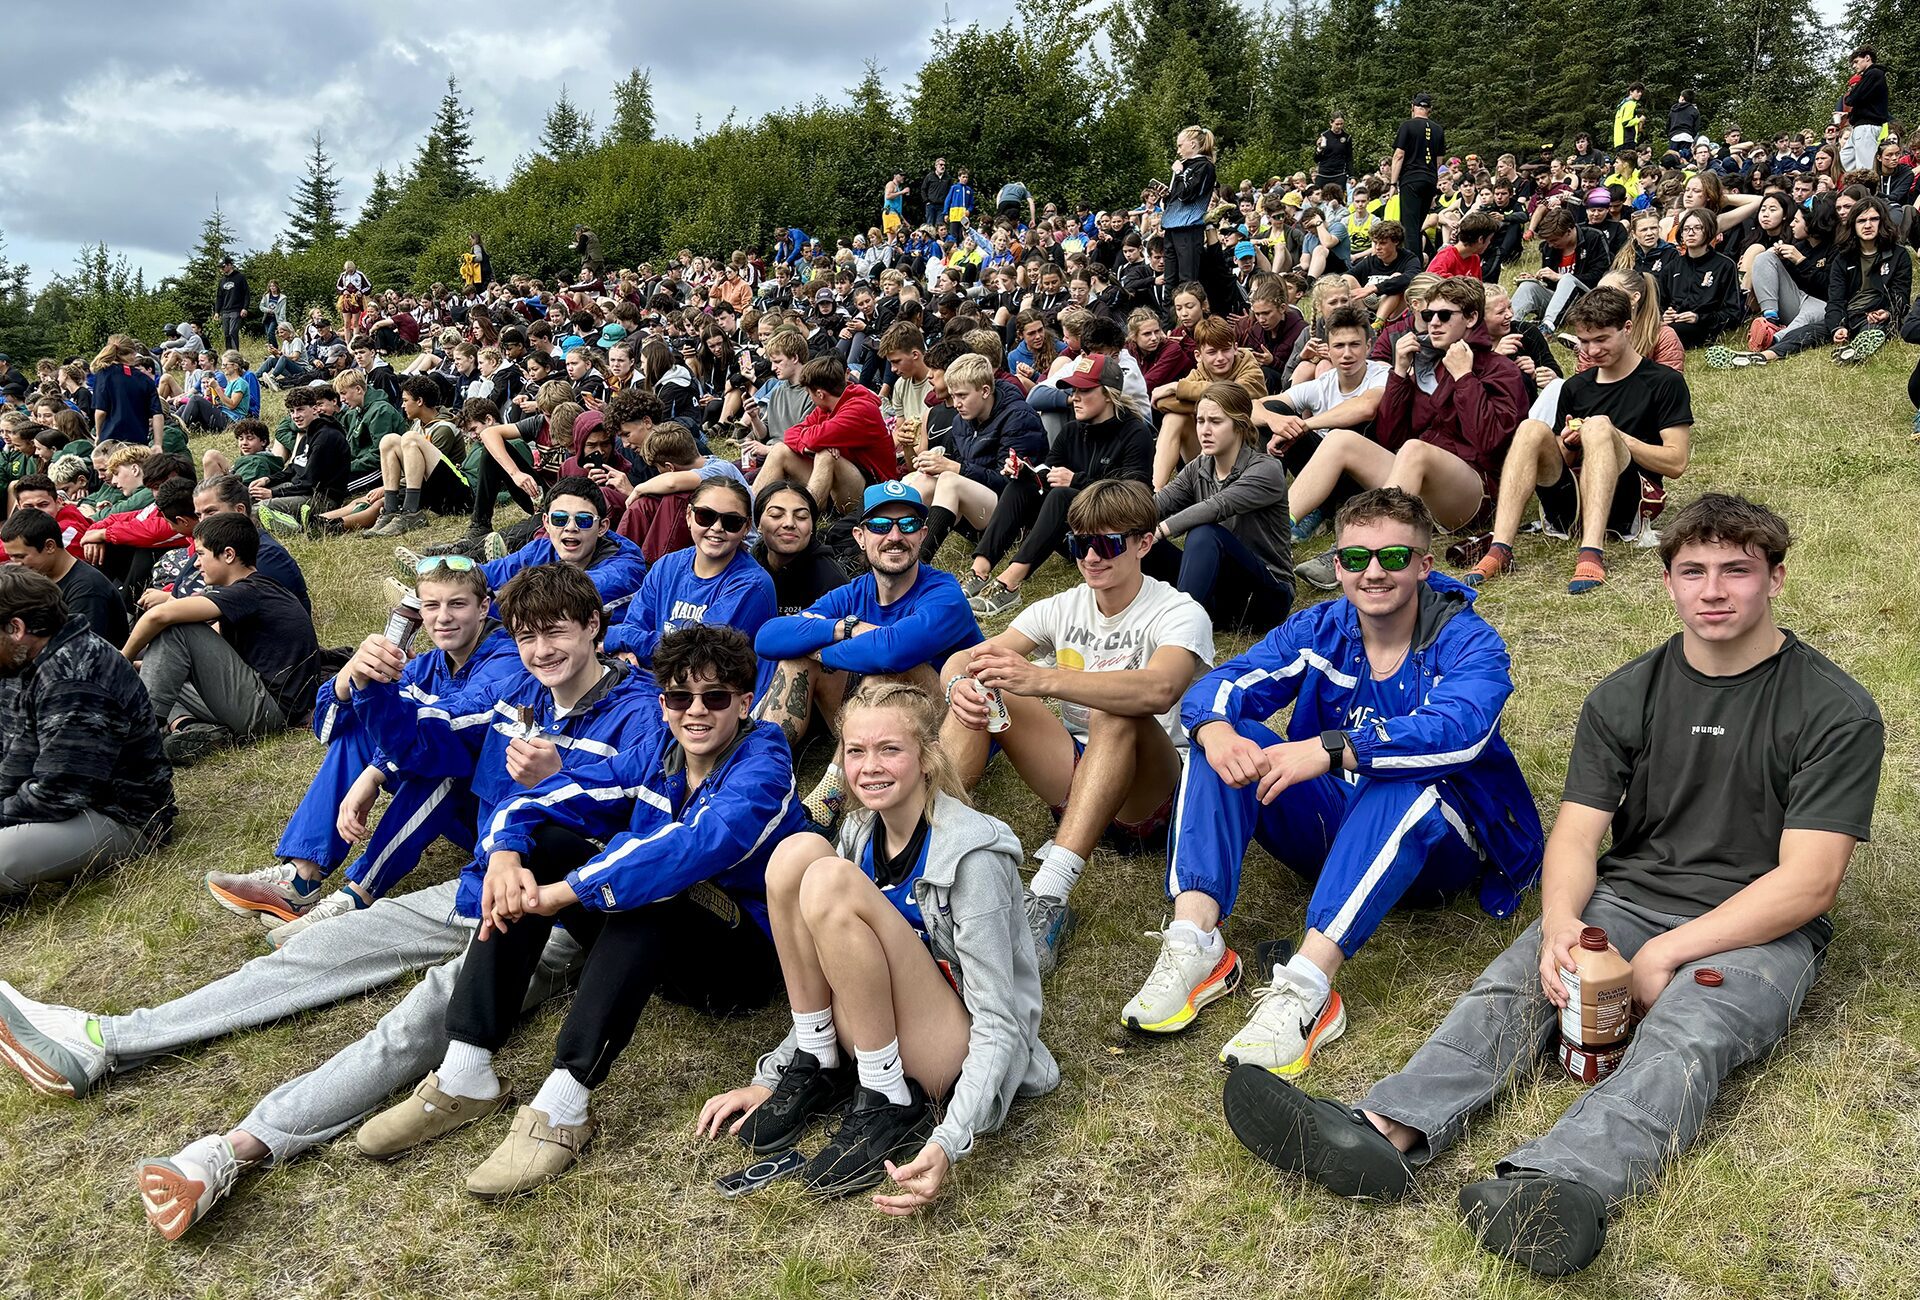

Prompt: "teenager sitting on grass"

[605,478,775,688]
[699,682,1057,1206]
[1125,489,1542,1079]
[474,477,648,623]
[1225,494,1882,1278]
[753,480,847,617]
[755,355,899,515]
[362,375,471,537]
[940,480,1213,974]
[755,482,981,828]
[600,421,749,563]
[0,507,128,648]
[253,385,350,539]
[200,417,284,484]
[1468,287,1694,594]
[1149,314,1269,489]
[0,567,172,904]
[0,565,655,1238]
[201,557,520,942]
[357,625,800,1198]
[902,351,1046,562]
[122,512,321,767]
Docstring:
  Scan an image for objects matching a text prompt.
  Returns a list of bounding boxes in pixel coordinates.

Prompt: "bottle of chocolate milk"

[1557,927,1632,1083]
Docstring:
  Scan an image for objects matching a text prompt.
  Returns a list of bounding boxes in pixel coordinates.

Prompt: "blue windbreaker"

[755,565,981,676]
[1180,573,1545,918]
[312,625,521,770]
[603,546,777,673]
[481,533,648,620]
[482,720,801,936]
[354,655,661,917]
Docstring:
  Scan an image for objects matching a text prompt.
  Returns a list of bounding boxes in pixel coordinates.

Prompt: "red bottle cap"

[1579,926,1609,951]
[1694,968,1723,987]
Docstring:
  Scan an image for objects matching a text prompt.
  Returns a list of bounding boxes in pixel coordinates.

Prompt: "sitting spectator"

[363,377,470,538]
[1233,276,1308,390]
[180,351,250,433]
[756,355,897,515]
[1426,210,1499,279]
[558,410,632,528]
[480,477,648,622]
[0,568,173,903]
[602,422,748,564]
[904,352,1046,562]
[1290,277,1527,589]
[1656,206,1743,349]
[1348,220,1422,327]
[1149,314,1269,489]
[1511,205,1613,332]
[1469,287,1693,594]
[254,386,350,538]
[202,417,285,485]
[738,328,815,456]
[941,480,1214,973]
[1255,306,1391,486]
[166,476,311,612]
[1482,283,1565,392]
[752,480,846,615]
[1823,195,1908,362]
[122,513,320,765]
[337,367,406,479]
[1146,382,1293,632]
[10,473,91,559]
[1,508,129,647]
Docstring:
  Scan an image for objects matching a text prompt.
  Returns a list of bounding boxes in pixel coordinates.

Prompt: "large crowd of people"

[0,61,1900,1278]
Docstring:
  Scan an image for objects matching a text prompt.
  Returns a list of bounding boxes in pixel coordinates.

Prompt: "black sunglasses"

[1065,531,1138,560]
[662,688,743,713]
[690,504,749,534]
[859,514,926,535]
[1417,308,1459,324]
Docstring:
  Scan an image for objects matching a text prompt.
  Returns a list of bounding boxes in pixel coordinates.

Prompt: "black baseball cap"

[1412,93,1433,107]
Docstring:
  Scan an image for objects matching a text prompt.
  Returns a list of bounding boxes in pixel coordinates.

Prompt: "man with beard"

[0,567,174,902]
[755,482,980,826]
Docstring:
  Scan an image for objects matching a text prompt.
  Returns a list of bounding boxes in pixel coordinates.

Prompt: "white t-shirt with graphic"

[1010,575,1216,748]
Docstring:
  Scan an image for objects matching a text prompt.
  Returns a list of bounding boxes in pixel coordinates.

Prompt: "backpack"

[242,371,263,419]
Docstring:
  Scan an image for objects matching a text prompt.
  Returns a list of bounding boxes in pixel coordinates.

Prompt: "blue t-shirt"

[860,815,932,936]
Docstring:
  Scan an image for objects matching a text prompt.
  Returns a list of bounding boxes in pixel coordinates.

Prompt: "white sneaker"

[138,1134,246,1241]
[1120,928,1242,1033]
[0,979,106,1098]
[1218,966,1346,1076]
[264,888,363,947]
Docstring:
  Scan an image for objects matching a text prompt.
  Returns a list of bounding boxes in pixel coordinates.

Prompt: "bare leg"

[1054,712,1181,859]
[1382,439,1485,531]
[202,449,233,479]
[1572,417,1628,553]
[1288,427,1397,520]
[1152,411,1195,490]
[378,433,406,493]
[400,437,432,490]
[824,457,866,514]
[1488,420,1566,546]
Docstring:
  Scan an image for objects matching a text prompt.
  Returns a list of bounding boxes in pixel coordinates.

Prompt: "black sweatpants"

[445,824,781,1087]
[974,481,1077,570]
[1399,175,1437,261]
[468,444,538,530]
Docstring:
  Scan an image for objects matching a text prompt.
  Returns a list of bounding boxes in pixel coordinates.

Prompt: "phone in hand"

[715,1148,805,1197]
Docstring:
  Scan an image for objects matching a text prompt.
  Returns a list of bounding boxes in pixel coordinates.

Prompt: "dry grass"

[3,340,1919,1300]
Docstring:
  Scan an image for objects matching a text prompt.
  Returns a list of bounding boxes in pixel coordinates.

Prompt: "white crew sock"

[530,1068,593,1128]
[1283,951,1332,1003]
[1168,918,1224,961]
[794,1007,840,1069]
[1027,842,1087,903]
[435,1040,502,1101]
[853,1041,911,1107]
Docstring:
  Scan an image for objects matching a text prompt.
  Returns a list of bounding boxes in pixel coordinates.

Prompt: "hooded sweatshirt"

[482,531,648,621]
[783,382,899,484]
[947,379,1047,493]
[1167,347,1269,413]
[1374,324,1527,492]
[1049,410,1155,485]
[754,794,1059,1165]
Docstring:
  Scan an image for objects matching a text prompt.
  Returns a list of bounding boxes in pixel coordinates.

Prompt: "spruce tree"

[540,85,595,159]
[285,133,342,250]
[172,203,236,324]
[358,167,399,226]
[608,68,655,146]
[413,76,482,200]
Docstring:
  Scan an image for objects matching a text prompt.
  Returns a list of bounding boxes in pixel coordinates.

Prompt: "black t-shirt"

[1394,118,1445,177]
[1564,633,1883,940]
[1552,356,1694,486]
[57,559,129,649]
[203,573,321,718]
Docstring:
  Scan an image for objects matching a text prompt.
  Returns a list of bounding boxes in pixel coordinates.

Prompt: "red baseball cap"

[1057,353,1110,389]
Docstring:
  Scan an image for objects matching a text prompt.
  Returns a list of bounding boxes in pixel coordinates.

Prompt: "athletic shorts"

[1536,463,1647,541]
[1047,735,1177,843]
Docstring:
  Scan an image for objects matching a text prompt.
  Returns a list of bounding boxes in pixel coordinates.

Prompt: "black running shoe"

[736,1050,855,1155]
[1458,1173,1609,1276]
[801,1080,934,1198]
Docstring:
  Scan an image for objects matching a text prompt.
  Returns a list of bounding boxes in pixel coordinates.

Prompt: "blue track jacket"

[354,655,661,917]
[481,533,649,620]
[754,564,981,676]
[482,720,801,936]
[1180,572,1545,918]
[313,625,521,769]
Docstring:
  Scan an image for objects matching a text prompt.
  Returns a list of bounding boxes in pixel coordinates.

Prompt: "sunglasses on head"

[1335,545,1419,573]
[414,555,478,575]
[547,510,600,530]
[1416,308,1459,324]
[859,514,925,536]
[690,504,749,534]
[661,688,742,712]
[1065,531,1138,560]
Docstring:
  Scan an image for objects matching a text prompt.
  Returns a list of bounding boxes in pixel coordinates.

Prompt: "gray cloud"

[0,0,1018,289]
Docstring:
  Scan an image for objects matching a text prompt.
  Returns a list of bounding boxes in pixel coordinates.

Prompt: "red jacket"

[100,502,186,550]
[1425,245,1482,280]
[1374,327,1527,491]
[783,383,899,484]
[55,504,90,558]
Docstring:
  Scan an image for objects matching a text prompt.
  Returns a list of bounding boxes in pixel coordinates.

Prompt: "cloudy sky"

[0,1,1020,291]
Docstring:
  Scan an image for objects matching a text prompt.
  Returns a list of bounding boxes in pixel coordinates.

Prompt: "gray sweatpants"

[1359,885,1821,1205]
[1510,274,1588,332]
[137,622,285,738]
[0,811,157,899]
[1749,251,1828,357]
[97,879,582,1164]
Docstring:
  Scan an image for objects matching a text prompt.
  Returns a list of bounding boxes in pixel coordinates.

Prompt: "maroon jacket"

[1235,306,1305,371]
[1135,331,1197,392]
[1374,325,1527,491]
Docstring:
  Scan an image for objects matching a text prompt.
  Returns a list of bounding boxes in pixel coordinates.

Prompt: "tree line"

[0,0,1883,363]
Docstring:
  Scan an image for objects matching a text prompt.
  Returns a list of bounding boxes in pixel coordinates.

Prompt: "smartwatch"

[1320,728,1350,774]
[838,614,860,642]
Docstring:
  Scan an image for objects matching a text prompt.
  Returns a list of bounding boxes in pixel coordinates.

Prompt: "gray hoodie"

[753,793,1059,1164]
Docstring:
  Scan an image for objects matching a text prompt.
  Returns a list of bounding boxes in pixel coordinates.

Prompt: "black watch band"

[1320,728,1349,774]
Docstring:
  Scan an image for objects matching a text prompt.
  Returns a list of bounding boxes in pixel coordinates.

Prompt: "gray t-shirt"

[1563,632,1883,940]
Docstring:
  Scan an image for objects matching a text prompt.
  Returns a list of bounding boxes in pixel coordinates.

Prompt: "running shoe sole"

[205,877,304,923]
[802,1121,933,1199]
[137,1157,210,1241]
[1221,990,1347,1077]
[1221,1064,1413,1201]
[0,996,93,1099]
[1125,948,1243,1034]
[1459,1176,1609,1275]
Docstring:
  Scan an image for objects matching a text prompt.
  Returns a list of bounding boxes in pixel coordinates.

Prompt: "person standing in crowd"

[215,257,250,353]
[1611,84,1646,152]
[1840,46,1889,171]
[1226,494,1880,1278]
[1313,115,1353,190]
[921,158,949,231]
[1389,94,1445,261]
[1161,127,1218,297]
